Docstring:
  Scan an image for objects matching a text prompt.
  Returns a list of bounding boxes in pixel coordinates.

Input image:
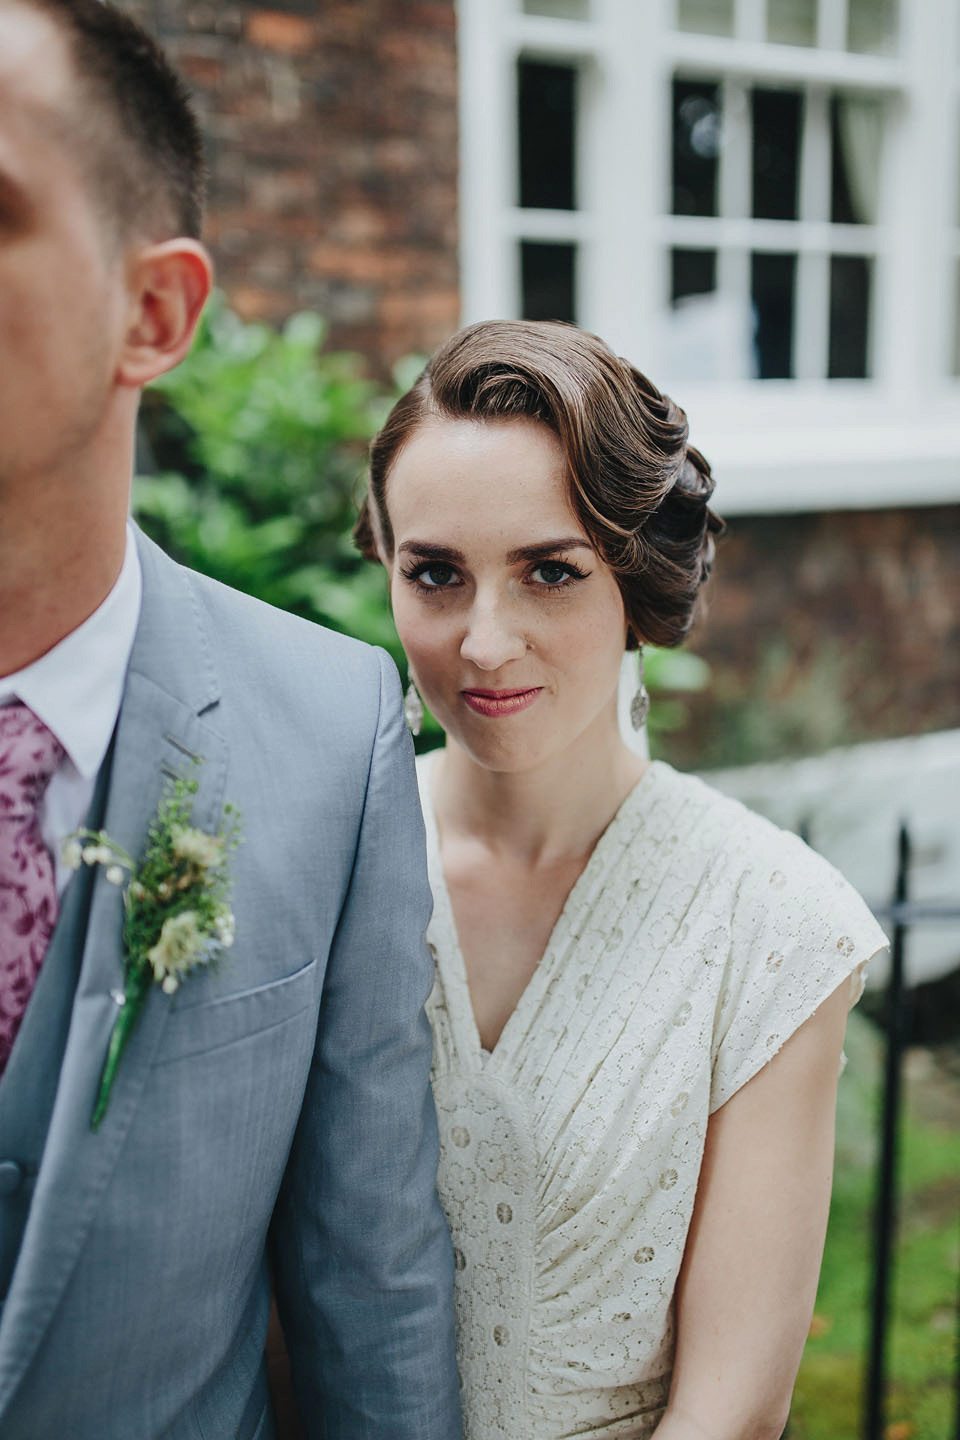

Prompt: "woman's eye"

[415,562,458,588]
[532,561,576,586]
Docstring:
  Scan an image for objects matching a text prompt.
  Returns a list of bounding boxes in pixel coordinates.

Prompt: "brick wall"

[663,505,960,770]
[126,0,460,371]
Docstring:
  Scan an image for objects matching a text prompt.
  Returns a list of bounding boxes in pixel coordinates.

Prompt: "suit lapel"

[0,534,229,1407]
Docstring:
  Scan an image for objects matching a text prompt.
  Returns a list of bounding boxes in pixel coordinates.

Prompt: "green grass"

[788,1014,960,1439]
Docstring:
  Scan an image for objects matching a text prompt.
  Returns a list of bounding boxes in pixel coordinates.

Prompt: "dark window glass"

[829,255,871,377]
[518,61,577,210]
[751,252,795,379]
[671,248,717,304]
[521,241,577,322]
[752,88,802,221]
[672,79,721,217]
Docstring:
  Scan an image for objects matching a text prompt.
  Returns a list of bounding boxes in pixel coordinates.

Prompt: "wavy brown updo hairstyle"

[354,320,723,649]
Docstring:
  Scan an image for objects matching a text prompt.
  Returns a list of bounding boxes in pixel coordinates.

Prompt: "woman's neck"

[431,718,648,869]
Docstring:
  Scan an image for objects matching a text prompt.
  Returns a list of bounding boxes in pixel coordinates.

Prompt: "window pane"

[751,252,795,378]
[672,79,722,217]
[829,255,871,377]
[953,260,960,377]
[766,0,816,47]
[518,61,577,210]
[847,0,899,55]
[675,0,735,36]
[671,248,717,303]
[523,0,590,17]
[831,95,883,225]
[752,88,802,220]
[521,241,577,322]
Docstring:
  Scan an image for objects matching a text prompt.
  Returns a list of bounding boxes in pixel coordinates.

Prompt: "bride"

[355,319,886,1439]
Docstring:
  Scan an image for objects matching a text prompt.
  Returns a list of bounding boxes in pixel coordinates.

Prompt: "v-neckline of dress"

[418,749,661,1075]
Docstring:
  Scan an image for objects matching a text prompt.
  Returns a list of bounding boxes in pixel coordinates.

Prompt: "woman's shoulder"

[642,761,883,943]
[645,760,822,866]
[633,760,803,883]
[644,758,787,838]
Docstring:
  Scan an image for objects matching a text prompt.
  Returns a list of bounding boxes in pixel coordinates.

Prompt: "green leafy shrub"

[136,292,399,656]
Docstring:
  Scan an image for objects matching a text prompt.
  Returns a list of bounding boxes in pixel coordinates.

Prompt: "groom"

[0,2,460,1436]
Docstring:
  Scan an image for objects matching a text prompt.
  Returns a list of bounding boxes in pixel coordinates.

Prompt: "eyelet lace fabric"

[417,756,887,1440]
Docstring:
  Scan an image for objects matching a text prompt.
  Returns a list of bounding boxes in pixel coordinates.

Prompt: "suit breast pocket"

[100,956,322,1327]
[153,955,319,1067]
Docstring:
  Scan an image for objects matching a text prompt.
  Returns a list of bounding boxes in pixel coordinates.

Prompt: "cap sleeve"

[710,822,888,1113]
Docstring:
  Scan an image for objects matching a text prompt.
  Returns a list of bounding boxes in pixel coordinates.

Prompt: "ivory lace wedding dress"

[417,753,886,1439]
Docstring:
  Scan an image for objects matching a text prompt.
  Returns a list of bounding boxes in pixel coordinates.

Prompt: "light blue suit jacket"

[0,531,461,1438]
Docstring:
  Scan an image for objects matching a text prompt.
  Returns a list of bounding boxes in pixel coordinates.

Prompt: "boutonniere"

[63,768,242,1131]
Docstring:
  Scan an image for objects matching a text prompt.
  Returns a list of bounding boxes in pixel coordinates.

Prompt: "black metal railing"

[866,824,912,1440]
[861,825,960,1440]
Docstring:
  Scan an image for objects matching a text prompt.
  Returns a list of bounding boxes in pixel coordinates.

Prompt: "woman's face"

[382,416,630,775]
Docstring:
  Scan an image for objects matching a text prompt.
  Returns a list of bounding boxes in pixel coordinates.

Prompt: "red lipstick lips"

[461,688,543,718]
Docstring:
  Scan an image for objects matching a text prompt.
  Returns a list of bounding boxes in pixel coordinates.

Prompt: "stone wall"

[126,0,460,371]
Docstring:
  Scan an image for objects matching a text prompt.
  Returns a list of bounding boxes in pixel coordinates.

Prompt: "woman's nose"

[459,598,528,671]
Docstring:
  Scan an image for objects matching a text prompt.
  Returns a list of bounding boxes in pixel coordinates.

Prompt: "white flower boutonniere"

[64,767,242,1131]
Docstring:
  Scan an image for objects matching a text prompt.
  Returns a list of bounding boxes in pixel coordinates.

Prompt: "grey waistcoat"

[0,755,112,1303]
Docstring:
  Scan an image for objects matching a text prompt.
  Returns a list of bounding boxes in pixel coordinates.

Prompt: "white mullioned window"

[953,6,960,379]
[456,0,960,514]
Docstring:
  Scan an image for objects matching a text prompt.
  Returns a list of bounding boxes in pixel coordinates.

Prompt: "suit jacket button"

[0,1161,24,1196]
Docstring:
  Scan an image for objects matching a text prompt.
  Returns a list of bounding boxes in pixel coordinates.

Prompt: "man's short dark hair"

[25,0,206,239]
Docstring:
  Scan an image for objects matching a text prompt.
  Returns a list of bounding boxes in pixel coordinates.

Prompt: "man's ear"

[116,239,213,389]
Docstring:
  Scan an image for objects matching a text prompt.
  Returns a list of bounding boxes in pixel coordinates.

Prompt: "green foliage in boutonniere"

[63,768,242,1130]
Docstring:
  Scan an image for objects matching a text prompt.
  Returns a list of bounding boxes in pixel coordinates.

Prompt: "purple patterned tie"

[0,703,65,1073]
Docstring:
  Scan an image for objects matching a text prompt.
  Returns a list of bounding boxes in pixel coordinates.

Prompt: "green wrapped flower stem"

[90,966,154,1132]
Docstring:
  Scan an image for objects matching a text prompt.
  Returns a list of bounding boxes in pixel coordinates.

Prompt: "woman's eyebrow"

[396,538,594,564]
[505,539,594,564]
[397,541,466,562]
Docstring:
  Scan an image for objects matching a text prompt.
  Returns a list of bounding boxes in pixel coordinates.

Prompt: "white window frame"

[456,0,960,515]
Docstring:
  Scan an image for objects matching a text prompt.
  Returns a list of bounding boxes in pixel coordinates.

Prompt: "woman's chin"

[445,722,560,777]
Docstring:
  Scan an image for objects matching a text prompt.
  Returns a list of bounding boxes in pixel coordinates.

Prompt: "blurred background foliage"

[136,293,399,656]
[135,293,709,751]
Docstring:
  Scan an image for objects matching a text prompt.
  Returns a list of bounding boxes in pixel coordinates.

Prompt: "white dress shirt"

[0,525,143,894]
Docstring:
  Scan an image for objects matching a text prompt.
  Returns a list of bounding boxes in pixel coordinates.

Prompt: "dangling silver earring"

[404,680,424,737]
[629,650,650,731]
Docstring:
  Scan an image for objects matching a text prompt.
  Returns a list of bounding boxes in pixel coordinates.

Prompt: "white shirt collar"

[0,523,143,778]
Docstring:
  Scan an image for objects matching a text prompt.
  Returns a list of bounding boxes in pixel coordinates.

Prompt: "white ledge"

[665,387,960,514]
